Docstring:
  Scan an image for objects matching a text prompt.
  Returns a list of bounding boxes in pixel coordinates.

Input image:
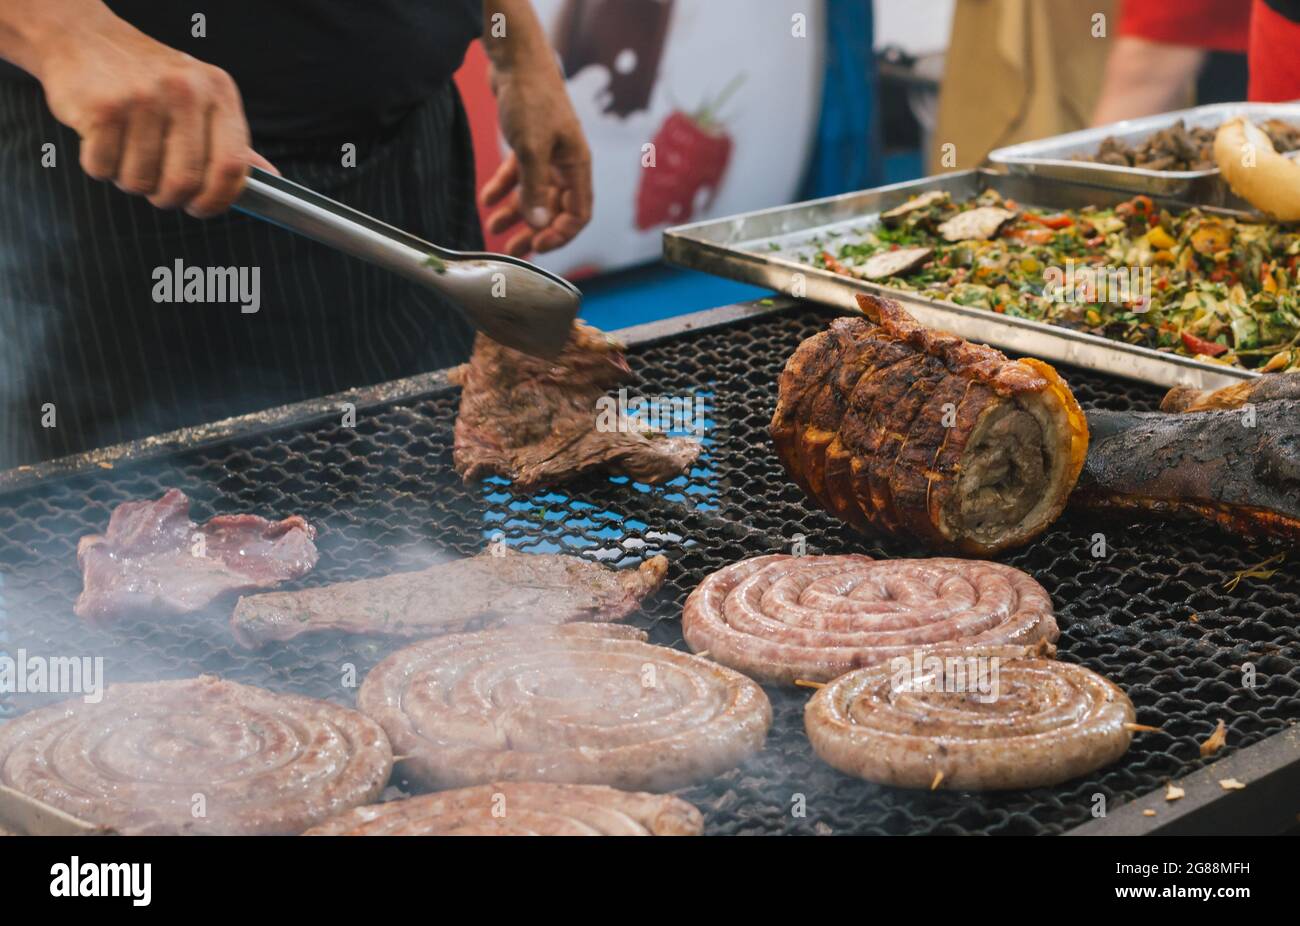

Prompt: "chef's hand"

[6,1,275,216]
[480,0,592,257]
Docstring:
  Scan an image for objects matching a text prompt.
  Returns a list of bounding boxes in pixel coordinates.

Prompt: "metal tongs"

[235,168,581,358]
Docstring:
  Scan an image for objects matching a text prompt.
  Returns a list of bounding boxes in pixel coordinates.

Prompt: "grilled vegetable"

[808,190,1300,372]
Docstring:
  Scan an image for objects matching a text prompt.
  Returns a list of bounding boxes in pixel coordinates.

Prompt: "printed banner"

[457,0,825,277]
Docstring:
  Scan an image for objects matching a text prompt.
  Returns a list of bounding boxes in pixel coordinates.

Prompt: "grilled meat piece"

[804,643,1134,790]
[1094,135,1135,167]
[304,782,703,836]
[1080,118,1300,172]
[232,549,668,649]
[449,322,701,490]
[1082,120,1216,171]
[937,206,1017,242]
[682,554,1058,684]
[880,190,951,227]
[1160,371,1300,413]
[771,294,1089,555]
[0,677,392,835]
[1261,118,1300,153]
[860,246,934,280]
[1073,398,1300,542]
[358,623,771,791]
[75,489,317,624]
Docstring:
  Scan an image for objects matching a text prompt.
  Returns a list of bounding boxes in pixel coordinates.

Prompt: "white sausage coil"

[683,554,1059,684]
[358,623,771,791]
[0,676,393,834]
[804,645,1135,790]
[304,781,703,836]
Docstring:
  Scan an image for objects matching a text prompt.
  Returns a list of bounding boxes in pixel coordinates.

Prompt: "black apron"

[0,79,481,469]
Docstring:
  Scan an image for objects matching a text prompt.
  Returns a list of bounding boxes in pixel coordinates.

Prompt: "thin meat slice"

[859,247,933,280]
[303,782,703,836]
[804,644,1135,790]
[449,323,701,490]
[231,549,669,649]
[74,489,317,624]
[937,206,1017,242]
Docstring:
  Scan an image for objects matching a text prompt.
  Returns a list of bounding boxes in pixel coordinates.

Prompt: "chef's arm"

[478,0,592,256]
[1091,35,1204,126]
[0,0,272,215]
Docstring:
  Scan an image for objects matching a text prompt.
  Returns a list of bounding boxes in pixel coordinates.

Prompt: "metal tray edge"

[664,171,1261,392]
[987,101,1300,201]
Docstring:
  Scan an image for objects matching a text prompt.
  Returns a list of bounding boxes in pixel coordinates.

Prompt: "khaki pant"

[932,0,1119,169]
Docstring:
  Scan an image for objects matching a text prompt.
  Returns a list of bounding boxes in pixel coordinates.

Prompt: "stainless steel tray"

[988,102,1300,202]
[663,169,1261,391]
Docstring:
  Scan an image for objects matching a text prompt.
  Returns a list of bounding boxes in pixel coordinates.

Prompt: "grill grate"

[2,303,1297,835]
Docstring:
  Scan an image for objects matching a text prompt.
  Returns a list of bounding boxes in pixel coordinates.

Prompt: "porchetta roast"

[771,294,1089,554]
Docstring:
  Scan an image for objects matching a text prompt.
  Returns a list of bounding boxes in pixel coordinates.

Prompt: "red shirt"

[1249,1,1300,100]
[1119,0,1251,52]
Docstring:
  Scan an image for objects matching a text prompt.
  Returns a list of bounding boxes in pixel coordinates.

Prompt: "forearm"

[0,0,119,79]
[482,0,556,73]
[1091,36,1204,126]
[479,0,590,253]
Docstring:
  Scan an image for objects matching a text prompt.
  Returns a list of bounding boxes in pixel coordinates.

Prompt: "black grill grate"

[2,303,1298,835]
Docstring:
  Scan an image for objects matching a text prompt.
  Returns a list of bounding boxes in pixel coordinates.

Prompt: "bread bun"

[1215,116,1300,222]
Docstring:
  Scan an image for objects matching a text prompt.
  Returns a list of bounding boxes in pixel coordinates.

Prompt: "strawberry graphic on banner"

[635,75,743,230]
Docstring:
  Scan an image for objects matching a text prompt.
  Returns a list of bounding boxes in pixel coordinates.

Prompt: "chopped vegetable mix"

[802,190,1300,372]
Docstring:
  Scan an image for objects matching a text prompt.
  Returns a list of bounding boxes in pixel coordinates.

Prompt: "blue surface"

[799,0,882,200]
[576,264,773,331]
[884,150,925,186]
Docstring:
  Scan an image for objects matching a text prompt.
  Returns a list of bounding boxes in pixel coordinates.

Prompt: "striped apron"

[0,78,481,468]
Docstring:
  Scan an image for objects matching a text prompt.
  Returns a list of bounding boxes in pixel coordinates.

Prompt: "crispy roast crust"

[770,294,1089,554]
[1072,398,1300,542]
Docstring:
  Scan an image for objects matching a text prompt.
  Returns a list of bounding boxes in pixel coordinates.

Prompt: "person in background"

[1248,0,1300,100]
[931,0,1117,171]
[0,1,592,468]
[1091,0,1250,126]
